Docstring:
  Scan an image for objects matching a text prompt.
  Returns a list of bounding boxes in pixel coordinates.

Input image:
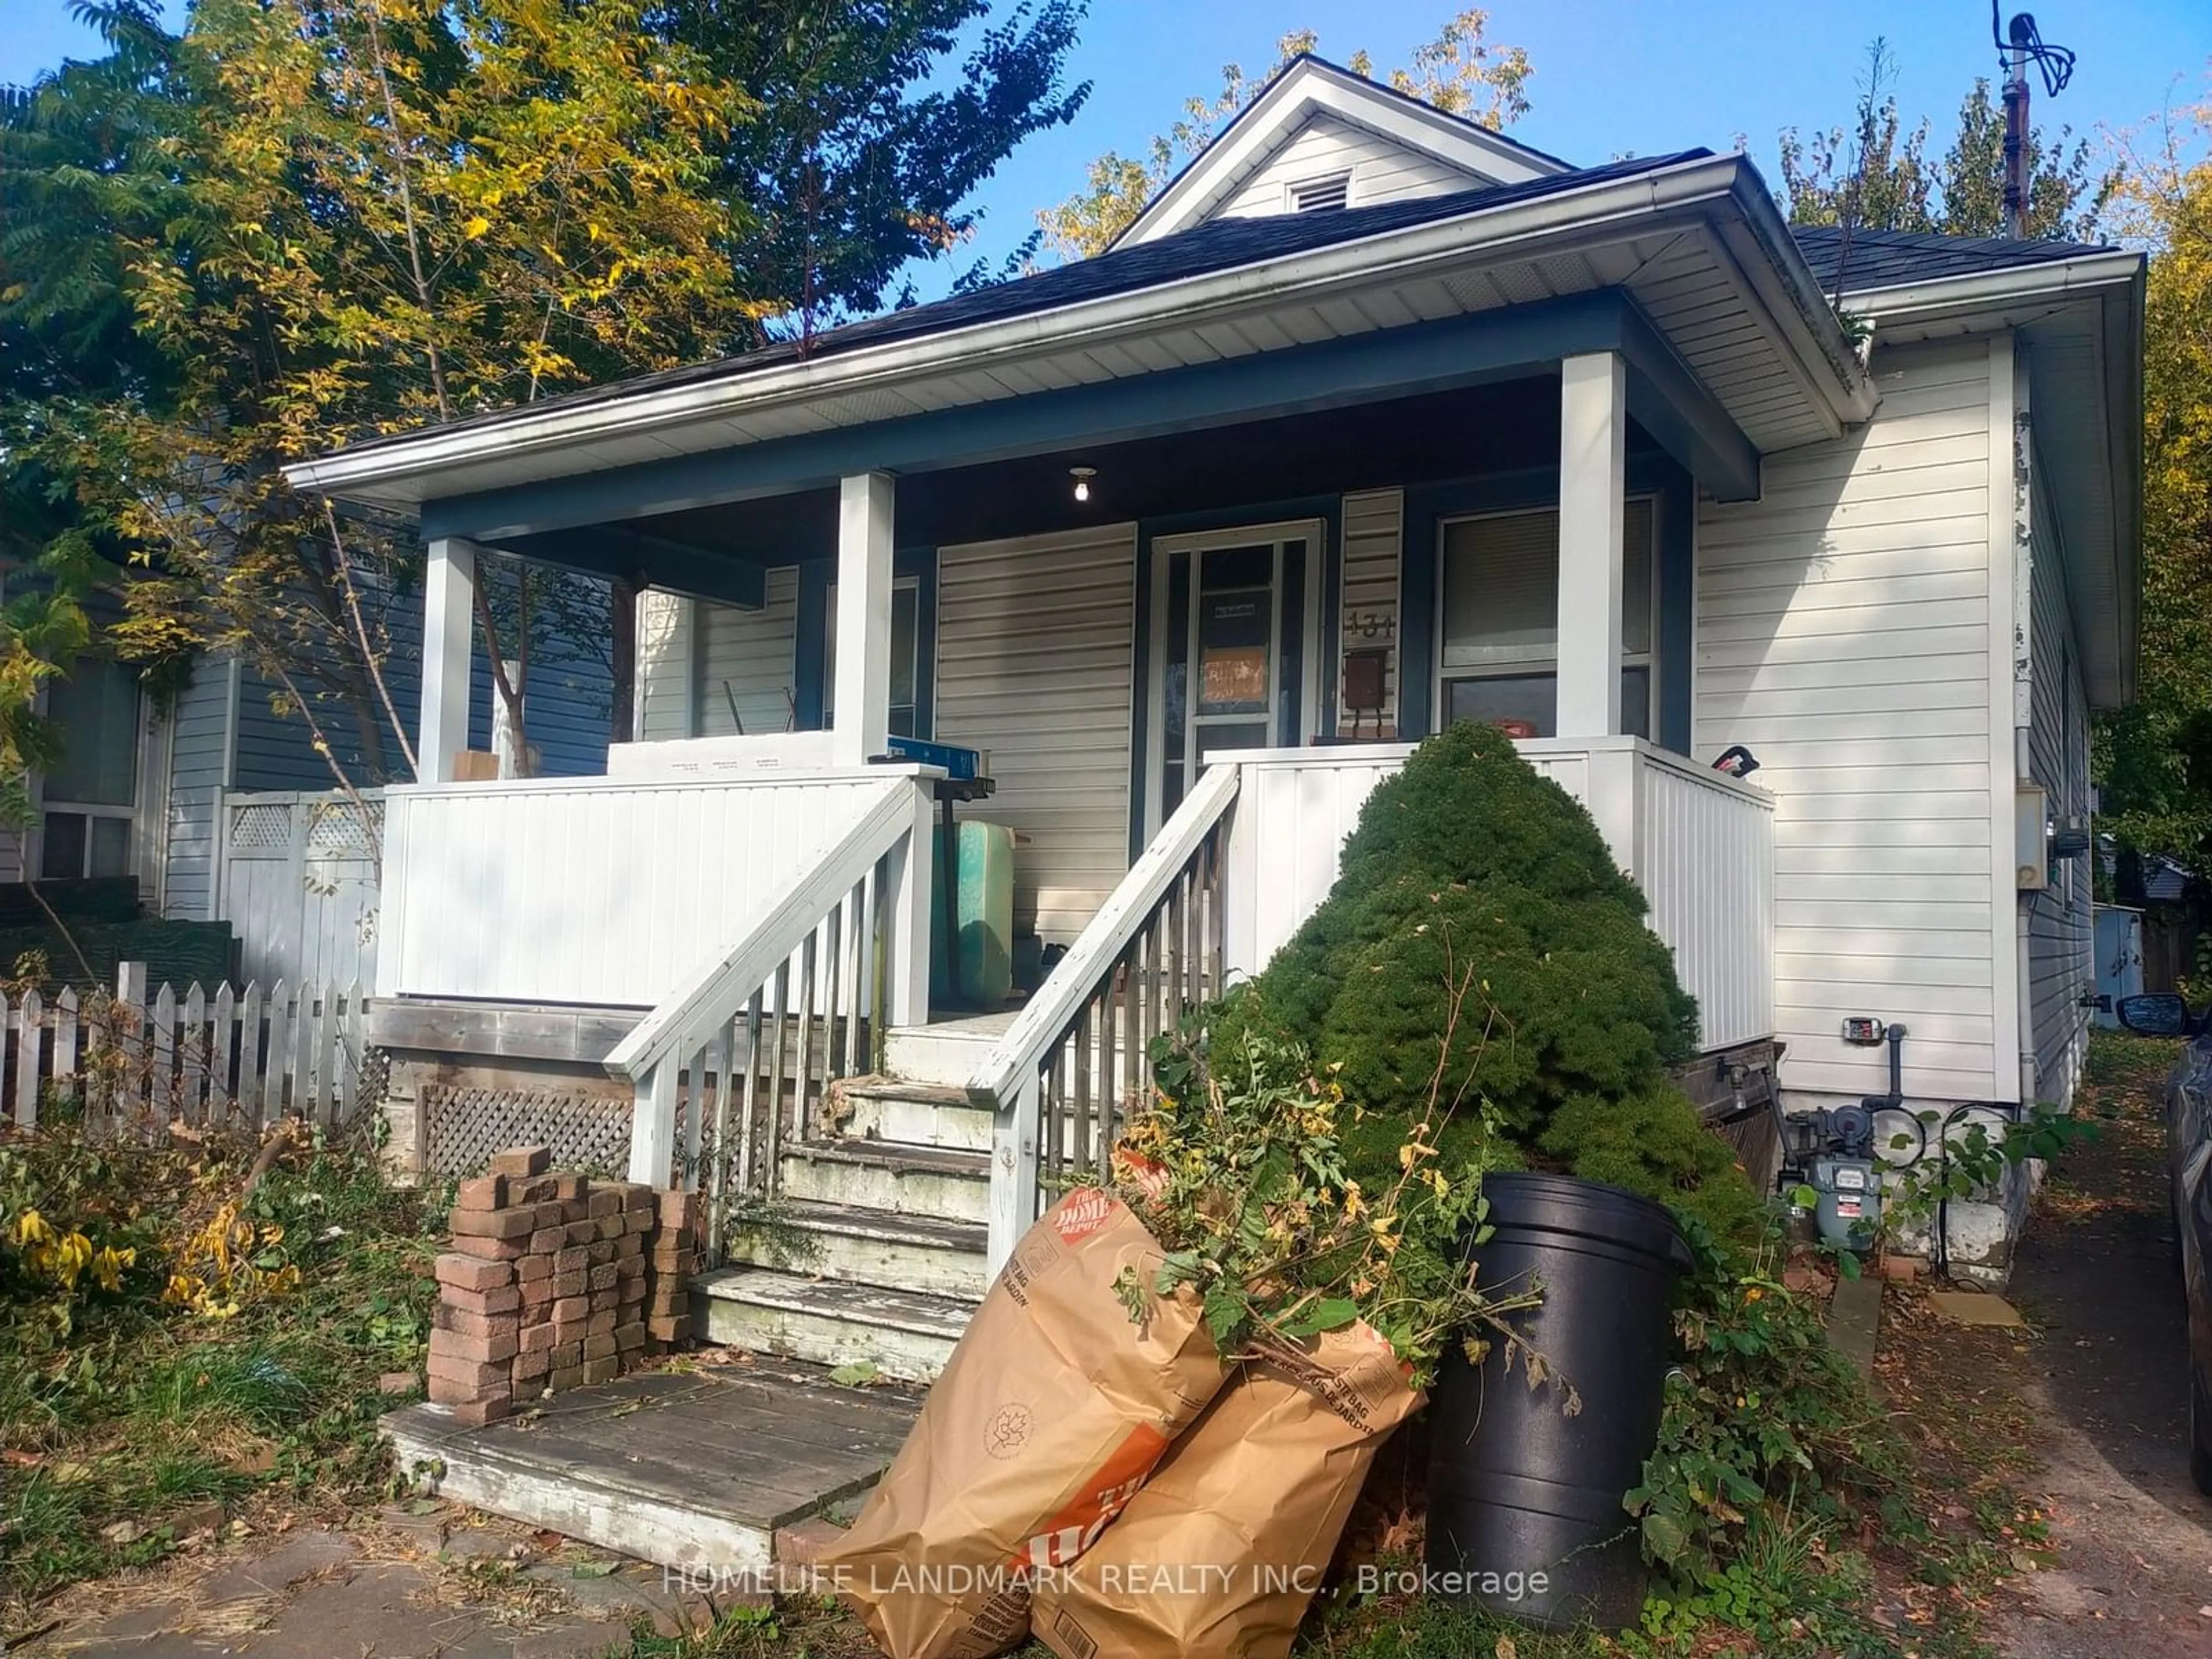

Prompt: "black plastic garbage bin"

[1425,1172,1692,1631]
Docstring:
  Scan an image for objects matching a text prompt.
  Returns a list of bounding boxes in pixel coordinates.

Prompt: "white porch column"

[1556,353,1627,738]
[832,471,896,767]
[420,537,475,782]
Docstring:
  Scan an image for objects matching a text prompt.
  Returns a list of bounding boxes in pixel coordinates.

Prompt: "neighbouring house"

[282,56,2143,1369]
[0,581,615,986]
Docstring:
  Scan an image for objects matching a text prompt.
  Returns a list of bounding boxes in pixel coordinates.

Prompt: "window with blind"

[1438,498,1656,739]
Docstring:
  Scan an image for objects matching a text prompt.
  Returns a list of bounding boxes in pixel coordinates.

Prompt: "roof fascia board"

[422,291,1744,543]
[422,292,1625,541]
[1710,176,1880,428]
[2102,263,2145,704]
[1117,65,1565,249]
[296,156,1849,509]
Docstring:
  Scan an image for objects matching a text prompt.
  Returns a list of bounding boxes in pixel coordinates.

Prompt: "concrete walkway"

[22,1508,745,1659]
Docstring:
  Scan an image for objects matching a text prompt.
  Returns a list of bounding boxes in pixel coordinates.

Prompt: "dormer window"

[1288,172,1351,213]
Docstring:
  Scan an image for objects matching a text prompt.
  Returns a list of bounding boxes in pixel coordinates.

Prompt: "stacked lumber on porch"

[426,1145,701,1425]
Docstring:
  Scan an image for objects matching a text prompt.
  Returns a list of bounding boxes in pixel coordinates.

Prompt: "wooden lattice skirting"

[423,1086,633,1179]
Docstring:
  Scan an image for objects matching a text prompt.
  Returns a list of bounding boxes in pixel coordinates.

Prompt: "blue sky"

[7,0,2207,294]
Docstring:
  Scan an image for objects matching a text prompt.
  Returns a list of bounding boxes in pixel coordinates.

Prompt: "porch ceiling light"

[1069,465,1097,503]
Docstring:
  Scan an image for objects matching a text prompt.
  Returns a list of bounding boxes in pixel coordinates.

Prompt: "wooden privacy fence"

[1,966,372,1132]
[216,789,385,989]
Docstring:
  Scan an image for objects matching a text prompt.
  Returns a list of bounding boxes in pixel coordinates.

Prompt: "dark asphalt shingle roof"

[331,150,1709,457]
[1791,225,2113,293]
[327,173,2119,465]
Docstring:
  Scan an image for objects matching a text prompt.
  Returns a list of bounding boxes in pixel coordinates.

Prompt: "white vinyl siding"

[635,592,693,740]
[1214,113,1484,219]
[697,569,801,737]
[1339,489,1402,737]
[1697,340,2000,1107]
[162,657,234,919]
[2025,441,2093,1108]
[635,575,800,740]
[934,525,1138,947]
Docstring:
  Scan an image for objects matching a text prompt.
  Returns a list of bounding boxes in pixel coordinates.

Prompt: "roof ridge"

[1275,51,1577,172]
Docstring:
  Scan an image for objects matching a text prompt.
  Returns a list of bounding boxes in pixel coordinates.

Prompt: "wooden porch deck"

[381,1362,919,1572]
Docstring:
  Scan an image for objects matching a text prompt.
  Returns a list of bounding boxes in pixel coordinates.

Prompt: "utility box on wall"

[2015,784,2048,892]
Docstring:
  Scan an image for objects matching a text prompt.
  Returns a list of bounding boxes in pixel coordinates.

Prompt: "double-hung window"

[39,654,141,878]
[1438,498,1656,739]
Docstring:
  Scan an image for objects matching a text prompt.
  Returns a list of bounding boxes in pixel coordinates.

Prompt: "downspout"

[2011,341,2038,1107]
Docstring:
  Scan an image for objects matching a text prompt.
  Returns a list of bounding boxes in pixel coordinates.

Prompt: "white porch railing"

[604,774,934,1250]
[1225,738,1777,1051]
[969,737,1775,1268]
[376,768,936,1006]
[967,764,1237,1267]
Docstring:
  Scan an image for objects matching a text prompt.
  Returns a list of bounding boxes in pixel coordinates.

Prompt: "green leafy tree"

[1036,10,1533,262]
[5,1,1090,780]
[1779,46,2112,241]
[6,0,756,779]
[0,2,181,831]
[654,0,1091,338]
[2095,93,2212,868]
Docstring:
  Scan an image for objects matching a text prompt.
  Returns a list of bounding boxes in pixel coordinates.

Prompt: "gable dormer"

[1114,54,1574,250]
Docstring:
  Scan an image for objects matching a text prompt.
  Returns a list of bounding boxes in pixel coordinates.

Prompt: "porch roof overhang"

[283,153,1877,530]
[1838,248,2146,709]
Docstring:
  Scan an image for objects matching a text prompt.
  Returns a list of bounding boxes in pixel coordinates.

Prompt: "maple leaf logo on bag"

[984,1403,1035,1460]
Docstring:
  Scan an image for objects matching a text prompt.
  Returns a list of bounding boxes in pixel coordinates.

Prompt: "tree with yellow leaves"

[95,0,760,775]
[2096,88,2212,872]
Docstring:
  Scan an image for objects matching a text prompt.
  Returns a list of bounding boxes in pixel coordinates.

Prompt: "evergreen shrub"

[1239,721,1757,1237]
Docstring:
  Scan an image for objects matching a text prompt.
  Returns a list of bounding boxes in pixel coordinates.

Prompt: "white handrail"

[969,763,1240,1270]
[611,778,927,1187]
[965,763,1242,1109]
[608,781,916,1084]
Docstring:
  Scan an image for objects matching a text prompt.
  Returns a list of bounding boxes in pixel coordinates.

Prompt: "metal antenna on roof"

[1993,5,2077,239]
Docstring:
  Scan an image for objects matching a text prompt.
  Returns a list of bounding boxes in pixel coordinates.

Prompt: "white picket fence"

[1,967,372,1132]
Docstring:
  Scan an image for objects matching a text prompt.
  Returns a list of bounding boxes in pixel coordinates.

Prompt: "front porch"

[342,188,1834,1390]
[369,730,1771,1336]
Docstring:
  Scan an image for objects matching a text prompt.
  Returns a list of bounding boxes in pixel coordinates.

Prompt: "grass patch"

[1,1118,439,1624]
[2082,1025,2179,1093]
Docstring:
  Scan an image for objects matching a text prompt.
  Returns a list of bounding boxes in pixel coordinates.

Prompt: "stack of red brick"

[426,1145,702,1425]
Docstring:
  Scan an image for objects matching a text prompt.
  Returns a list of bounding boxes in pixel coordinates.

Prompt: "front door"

[1144,521,1325,839]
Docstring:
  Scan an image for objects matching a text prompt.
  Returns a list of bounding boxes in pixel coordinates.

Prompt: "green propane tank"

[955,822,1015,1007]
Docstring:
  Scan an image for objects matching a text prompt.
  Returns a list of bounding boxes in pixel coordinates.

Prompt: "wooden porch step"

[882,1014,1014,1089]
[778,1138,991,1224]
[832,1076,995,1153]
[694,1267,972,1382]
[724,1199,991,1301]
[380,1364,920,1571]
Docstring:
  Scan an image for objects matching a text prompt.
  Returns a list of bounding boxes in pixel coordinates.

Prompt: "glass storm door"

[1148,524,1319,837]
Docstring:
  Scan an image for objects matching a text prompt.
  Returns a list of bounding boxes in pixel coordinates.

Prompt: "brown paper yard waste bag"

[817,1188,1226,1659]
[1032,1320,1425,1659]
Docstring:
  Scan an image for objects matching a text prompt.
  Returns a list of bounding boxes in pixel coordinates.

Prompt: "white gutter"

[285,155,1870,505]
[1838,250,2143,323]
